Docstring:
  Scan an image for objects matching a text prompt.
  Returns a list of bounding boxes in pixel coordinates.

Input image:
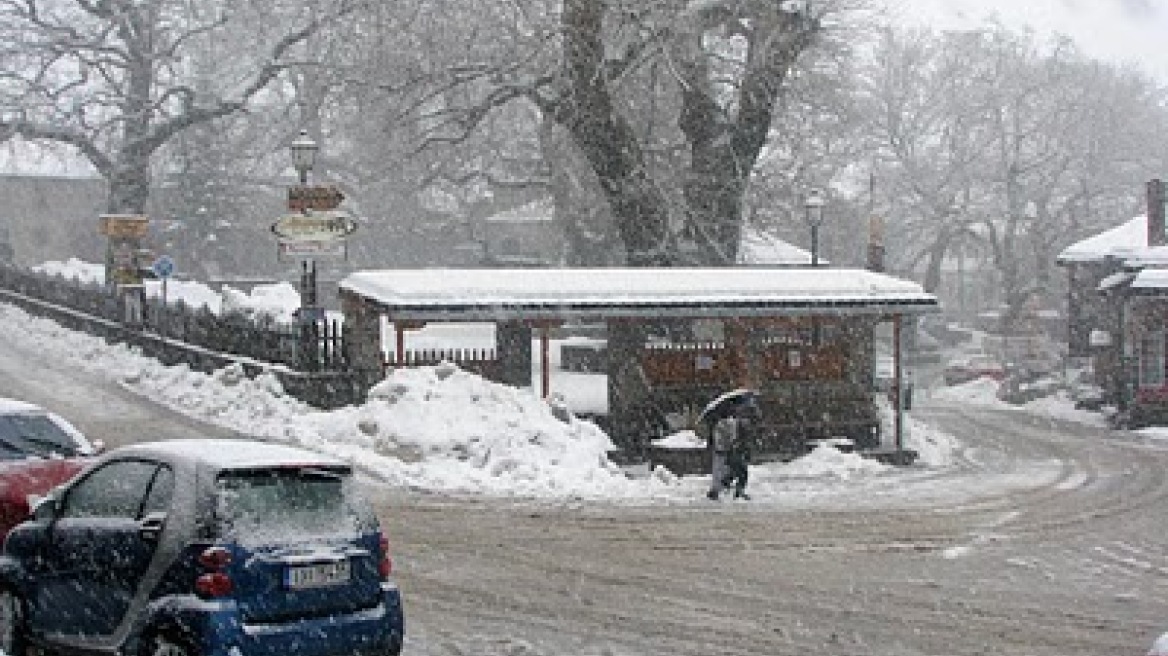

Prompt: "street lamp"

[804,187,826,266]
[290,129,318,187]
[289,129,320,362]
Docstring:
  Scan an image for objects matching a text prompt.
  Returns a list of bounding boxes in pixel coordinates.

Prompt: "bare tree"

[0,0,370,214]
[861,23,1168,322]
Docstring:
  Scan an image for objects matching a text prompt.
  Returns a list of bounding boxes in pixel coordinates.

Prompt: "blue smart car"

[0,439,404,656]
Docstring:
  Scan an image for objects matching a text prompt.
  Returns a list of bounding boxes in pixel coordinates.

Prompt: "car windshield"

[214,466,372,544]
[0,414,81,459]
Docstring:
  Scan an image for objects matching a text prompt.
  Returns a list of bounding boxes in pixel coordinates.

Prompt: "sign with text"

[277,239,346,260]
[287,185,344,212]
[271,211,357,242]
[99,214,150,239]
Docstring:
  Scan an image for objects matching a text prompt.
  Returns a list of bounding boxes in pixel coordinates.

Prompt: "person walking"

[706,411,736,500]
[722,400,757,500]
[706,397,759,500]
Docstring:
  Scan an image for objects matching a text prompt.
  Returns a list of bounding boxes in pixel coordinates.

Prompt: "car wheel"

[0,588,26,656]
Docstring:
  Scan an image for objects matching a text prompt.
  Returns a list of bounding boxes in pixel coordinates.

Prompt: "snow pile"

[932,377,1002,405]
[933,376,1108,429]
[221,282,300,322]
[155,279,223,313]
[652,429,705,449]
[875,392,959,467]
[30,258,295,318]
[781,442,889,479]
[33,257,104,284]
[352,363,630,496]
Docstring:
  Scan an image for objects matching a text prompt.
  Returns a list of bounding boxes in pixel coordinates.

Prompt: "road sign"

[271,211,357,242]
[277,239,346,260]
[99,214,150,239]
[288,185,344,212]
[150,254,175,280]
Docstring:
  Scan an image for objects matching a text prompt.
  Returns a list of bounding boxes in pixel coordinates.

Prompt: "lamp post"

[290,129,318,187]
[804,187,826,266]
[289,130,320,368]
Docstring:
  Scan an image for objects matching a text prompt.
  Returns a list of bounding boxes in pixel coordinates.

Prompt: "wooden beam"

[540,322,551,399]
[893,314,903,450]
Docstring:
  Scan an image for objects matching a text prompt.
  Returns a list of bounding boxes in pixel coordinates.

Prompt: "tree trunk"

[106,156,153,215]
[558,0,672,267]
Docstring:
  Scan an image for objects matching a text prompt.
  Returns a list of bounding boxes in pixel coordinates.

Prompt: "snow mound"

[347,363,646,497]
[783,443,889,479]
[221,282,300,321]
[33,258,104,284]
[932,377,1002,404]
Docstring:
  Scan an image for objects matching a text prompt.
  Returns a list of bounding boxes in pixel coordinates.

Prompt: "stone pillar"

[341,290,383,394]
[606,319,654,453]
[496,320,532,387]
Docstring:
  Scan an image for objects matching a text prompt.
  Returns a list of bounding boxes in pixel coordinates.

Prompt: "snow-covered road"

[2,295,1166,654]
[384,400,1168,655]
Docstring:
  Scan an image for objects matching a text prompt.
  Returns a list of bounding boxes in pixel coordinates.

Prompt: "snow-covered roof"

[737,228,814,266]
[117,438,347,471]
[1119,244,1168,268]
[1130,268,1168,290]
[1098,271,1135,291]
[1058,215,1150,264]
[340,267,937,320]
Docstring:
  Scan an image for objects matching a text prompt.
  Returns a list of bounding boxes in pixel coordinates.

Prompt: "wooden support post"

[395,322,405,367]
[725,319,750,388]
[893,314,903,451]
[540,322,551,399]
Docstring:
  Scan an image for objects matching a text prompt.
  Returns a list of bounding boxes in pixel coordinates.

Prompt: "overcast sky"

[888,0,1168,82]
[2,2,1166,177]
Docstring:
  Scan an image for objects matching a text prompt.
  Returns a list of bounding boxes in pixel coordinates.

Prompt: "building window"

[1139,330,1165,388]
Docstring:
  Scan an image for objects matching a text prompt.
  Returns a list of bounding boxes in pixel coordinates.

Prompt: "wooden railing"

[383,348,500,379]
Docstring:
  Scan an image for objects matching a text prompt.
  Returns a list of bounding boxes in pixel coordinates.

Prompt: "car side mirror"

[91,439,106,455]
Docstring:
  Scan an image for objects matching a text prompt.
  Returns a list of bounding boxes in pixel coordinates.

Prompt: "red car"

[0,398,102,540]
[942,355,1007,386]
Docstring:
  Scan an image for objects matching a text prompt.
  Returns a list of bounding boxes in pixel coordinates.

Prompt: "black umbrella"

[697,388,758,427]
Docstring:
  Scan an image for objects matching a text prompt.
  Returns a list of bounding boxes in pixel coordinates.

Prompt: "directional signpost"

[271,210,358,245]
[150,254,175,307]
[275,176,358,368]
[288,185,344,212]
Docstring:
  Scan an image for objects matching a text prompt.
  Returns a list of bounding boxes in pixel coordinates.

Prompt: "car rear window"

[214,466,374,543]
[0,414,81,459]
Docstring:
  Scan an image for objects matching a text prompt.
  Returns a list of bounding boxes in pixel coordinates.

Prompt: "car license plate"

[285,559,350,589]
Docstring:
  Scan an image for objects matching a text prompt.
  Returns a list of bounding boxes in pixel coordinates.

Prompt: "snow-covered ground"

[3,258,1132,505]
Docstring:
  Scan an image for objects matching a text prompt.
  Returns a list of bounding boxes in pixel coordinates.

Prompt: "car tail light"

[379,533,393,580]
[195,546,234,598]
[198,546,232,570]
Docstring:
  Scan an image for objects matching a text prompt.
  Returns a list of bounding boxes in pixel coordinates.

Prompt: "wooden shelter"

[339,267,938,456]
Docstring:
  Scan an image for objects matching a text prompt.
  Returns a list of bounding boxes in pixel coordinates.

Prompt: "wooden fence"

[383,348,500,380]
[0,264,366,408]
[0,265,341,372]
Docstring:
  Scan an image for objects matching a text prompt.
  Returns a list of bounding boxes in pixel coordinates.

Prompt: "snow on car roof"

[118,439,347,471]
[0,397,47,415]
[340,267,936,320]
